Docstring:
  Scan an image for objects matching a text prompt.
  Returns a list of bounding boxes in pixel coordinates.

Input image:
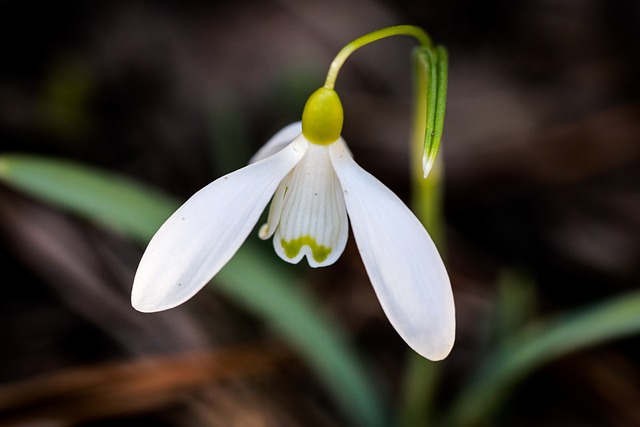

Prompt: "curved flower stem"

[322,25,447,179]
[323,25,432,90]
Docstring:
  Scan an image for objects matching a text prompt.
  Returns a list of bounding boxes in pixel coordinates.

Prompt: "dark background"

[1,0,639,426]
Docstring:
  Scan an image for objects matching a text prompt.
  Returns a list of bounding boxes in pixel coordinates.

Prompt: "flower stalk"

[324,25,432,90]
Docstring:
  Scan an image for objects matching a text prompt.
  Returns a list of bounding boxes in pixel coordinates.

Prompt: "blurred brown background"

[1,0,639,426]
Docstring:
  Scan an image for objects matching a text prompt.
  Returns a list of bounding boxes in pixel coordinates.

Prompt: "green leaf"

[494,270,537,342]
[219,246,385,426]
[0,154,386,427]
[443,289,640,427]
[413,45,448,178]
[0,154,175,245]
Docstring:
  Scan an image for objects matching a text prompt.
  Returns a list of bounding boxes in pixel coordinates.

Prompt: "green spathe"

[281,235,333,263]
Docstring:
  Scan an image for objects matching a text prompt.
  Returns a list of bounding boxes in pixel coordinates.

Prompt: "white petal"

[329,139,455,360]
[258,178,288,240]
[249,122,302,164]
[273,142,349,268]
[132,137,308,312]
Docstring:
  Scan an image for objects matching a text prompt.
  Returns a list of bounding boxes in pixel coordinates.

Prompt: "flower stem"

[323,25,432,90]
[396,40,448,427]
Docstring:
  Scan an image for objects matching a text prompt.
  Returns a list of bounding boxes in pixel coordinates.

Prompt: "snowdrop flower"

[132,25,455,360]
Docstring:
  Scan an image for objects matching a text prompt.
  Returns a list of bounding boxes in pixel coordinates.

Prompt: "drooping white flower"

[132,87,455,360]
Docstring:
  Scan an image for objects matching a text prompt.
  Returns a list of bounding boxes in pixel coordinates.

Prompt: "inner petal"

[273,143,349,268]
[259,176,289,240]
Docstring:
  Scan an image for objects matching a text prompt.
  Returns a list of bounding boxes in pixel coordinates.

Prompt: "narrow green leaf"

[413,46,436,177]
[432,45,448,172]
[0,154,175,245]
[219,247,385,427]
[413,45,448,178]
[444,290,640,427]
[0,154,386,427]
[495,270,537,342]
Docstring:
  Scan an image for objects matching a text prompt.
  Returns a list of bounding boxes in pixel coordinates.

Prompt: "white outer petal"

[132,137,308,312]
[329,139,455,360]
[249,122,302,164]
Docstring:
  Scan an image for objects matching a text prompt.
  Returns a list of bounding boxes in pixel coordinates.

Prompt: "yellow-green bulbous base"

[301,88,343,145]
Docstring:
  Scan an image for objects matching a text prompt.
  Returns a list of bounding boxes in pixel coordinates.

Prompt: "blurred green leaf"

[0,154,386,427]
[495,270,537,342]
[0,154,173,245]
[444,288,640,427]
[220,246,385,427]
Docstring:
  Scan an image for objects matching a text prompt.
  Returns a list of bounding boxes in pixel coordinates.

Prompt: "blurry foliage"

[1,0,640,426]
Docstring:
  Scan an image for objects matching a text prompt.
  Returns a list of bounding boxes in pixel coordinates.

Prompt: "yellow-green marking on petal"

[281,235,333,263]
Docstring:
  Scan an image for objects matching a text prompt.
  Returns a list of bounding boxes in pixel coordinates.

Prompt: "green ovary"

[281,235,332,263]
[301,88,343,145]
